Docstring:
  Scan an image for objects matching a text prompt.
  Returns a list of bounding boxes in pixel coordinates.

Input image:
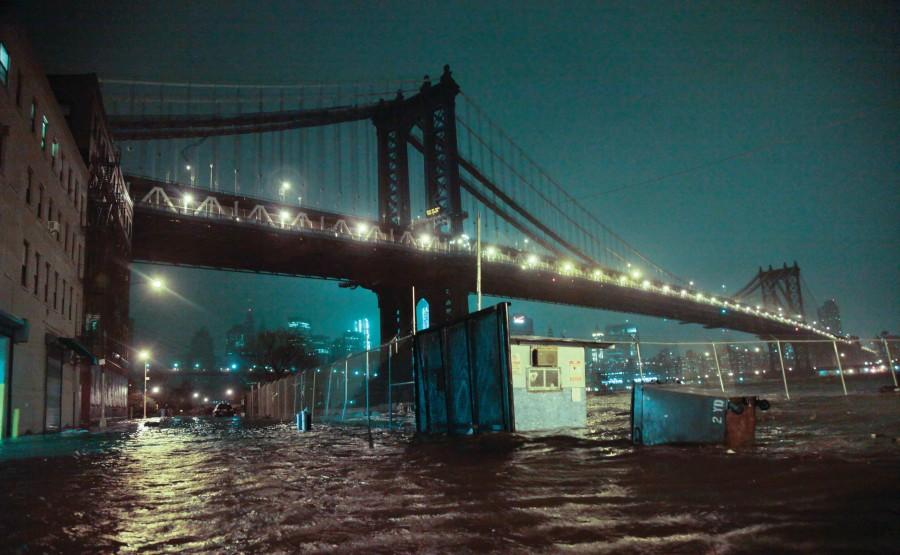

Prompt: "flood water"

[1,392,898,553]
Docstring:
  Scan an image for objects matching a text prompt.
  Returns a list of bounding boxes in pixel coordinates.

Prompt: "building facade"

[817,299,842,336]
[0,26,92,436]
[48,72,133,424]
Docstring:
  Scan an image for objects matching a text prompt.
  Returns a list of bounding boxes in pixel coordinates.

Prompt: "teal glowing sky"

[11,1,898,357]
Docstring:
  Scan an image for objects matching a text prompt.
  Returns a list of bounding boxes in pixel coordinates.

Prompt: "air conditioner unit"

[47,220,61,235]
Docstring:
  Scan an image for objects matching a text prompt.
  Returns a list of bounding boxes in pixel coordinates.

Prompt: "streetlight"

[149,277,165,291]
[226,388,234,397]
[138,349,151,419]
[193,392,199,399]
[280,181,290,203]
[151,386,161,394]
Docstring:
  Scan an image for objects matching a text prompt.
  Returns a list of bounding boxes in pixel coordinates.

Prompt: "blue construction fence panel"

[414,303,513,435]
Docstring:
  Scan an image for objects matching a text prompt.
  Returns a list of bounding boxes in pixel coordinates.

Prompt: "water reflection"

[0,394,897,553]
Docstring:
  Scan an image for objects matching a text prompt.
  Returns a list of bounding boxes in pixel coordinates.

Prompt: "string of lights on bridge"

[140,184,846,343]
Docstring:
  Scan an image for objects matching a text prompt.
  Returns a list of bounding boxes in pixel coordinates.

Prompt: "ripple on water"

[1,393,898,553]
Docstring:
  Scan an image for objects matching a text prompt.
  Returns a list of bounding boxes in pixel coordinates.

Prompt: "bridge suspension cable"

[456,93,683,282]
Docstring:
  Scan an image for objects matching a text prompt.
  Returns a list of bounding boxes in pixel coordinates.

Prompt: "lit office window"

[0,42,9,86]
[41,115,48,150]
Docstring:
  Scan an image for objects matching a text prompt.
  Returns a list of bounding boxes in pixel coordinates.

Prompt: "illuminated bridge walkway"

[105,67,845,343]
[130,176,840,343]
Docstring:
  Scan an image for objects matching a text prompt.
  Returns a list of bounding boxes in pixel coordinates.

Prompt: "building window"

[21,240,29,287]
[25,168,32,204]
[64,222,69,251]
[41,116,49,150]
[67,169,72,196]
[34,252,41,295]
[51,140,58,161]
[44,262,49,302]
[30,100,36,132]
[61,279,66,315]
[68,286,73,319]
[48,198,53,224]
[0,42,8,86]
[15,69,22,106]
[53,271,58,310]
[37,185,43,219]
[56,210,62,241]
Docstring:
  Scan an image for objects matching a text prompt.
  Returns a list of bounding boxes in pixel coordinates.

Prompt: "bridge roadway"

[128,176,838,342]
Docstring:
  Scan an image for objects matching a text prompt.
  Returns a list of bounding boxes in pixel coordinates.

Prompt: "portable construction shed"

[413,303,611,435]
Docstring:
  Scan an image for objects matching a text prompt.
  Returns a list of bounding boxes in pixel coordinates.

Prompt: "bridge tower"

[372,66,468,334]
[736,262,816,370]
[758,262,805,318]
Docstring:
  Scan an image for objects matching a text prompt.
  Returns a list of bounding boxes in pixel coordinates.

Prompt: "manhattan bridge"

[99,66,847,356]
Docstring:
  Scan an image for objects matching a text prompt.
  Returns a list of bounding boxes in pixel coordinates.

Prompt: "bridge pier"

[375,286,415,343]
[420,286,469,329]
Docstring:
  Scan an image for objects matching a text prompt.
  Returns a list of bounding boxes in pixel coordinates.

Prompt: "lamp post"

[138,349,150,419]
[280,181,290,203]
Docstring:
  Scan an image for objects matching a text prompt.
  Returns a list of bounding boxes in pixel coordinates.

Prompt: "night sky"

[11,1,899,360]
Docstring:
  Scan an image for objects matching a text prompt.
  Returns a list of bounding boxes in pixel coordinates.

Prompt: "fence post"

[635,341,644,383]
[775,340,791,400]
[883,338,898,388]
[711,343,726,393]
[832,341,848,396]
[366,349,372,446]
[342,359,349,422]
[311,370,318,423]
[387,340,393,430]
[325,367,334,420]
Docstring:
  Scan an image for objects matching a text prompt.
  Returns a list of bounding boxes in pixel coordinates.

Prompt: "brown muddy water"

[1,393,898,554]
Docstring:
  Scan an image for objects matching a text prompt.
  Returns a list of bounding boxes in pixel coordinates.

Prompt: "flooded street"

[1,393,898,554]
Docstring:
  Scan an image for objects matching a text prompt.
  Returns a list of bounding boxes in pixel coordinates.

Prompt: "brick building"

[0,25,131,436]
[0,25,92,435]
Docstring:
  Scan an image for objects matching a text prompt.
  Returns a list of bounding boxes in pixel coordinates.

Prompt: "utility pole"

[476,213,482,310]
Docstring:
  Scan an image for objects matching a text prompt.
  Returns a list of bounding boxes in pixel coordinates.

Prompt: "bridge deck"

[128,175,838,341]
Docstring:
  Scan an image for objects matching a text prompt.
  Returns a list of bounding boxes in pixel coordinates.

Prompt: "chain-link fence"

[591,338,899,400]
[246,336,898,426]
[246,336,416,429]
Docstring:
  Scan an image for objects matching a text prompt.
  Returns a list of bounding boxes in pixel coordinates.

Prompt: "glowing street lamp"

[149,277,165,291]
[183,193,193,214]
[151,386,161,395]
[193,392,199,399]
[226,389,234,397]
[280,181,291,203]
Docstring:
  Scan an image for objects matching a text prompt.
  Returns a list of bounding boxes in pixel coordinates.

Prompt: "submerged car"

[212,403,235,417]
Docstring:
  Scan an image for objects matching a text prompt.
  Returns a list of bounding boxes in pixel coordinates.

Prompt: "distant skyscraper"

[287,316,312,335]
[510,314,534,335]
[818,299,842,335]
[586,327,606,390]
[602,323,640,390]
[225,308,255,368]
[419,304,430,331]
[353,318,371,350]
